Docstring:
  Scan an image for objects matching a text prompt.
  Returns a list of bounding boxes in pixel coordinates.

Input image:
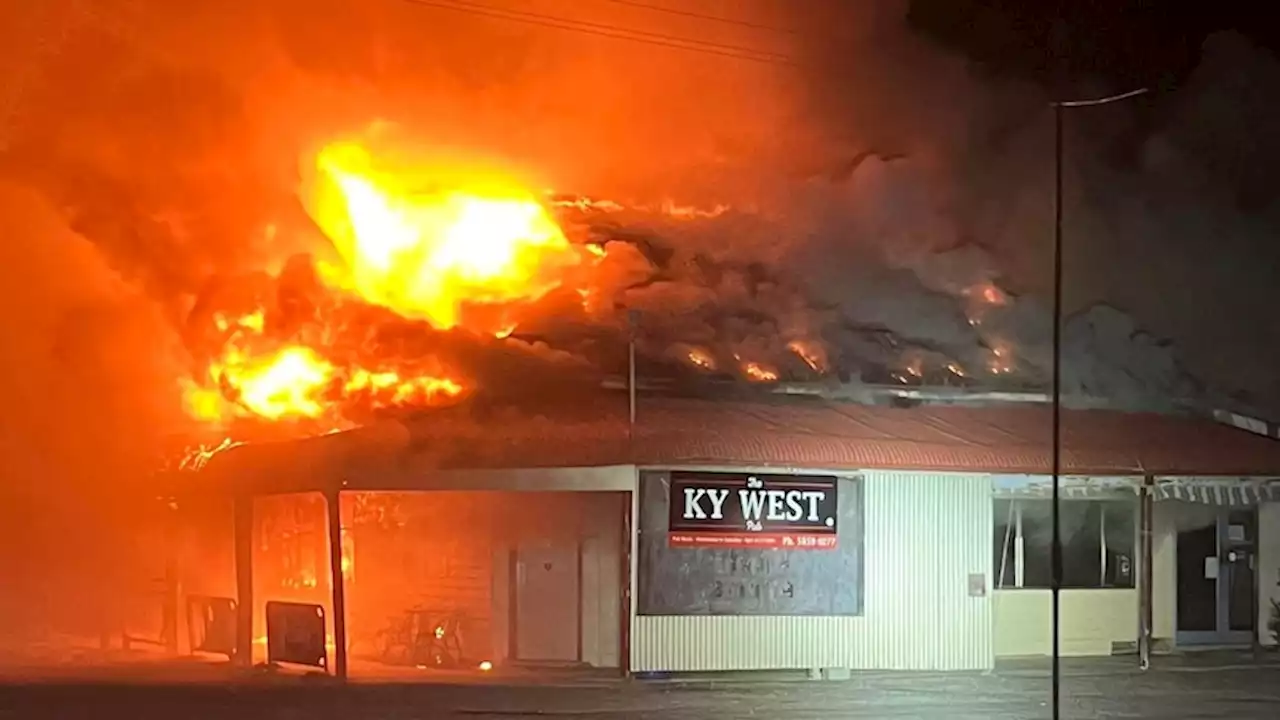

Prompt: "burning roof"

[8,105,1212,466]
[122,131,1209,461]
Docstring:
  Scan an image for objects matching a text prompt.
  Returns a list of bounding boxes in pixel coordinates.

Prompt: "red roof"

[400,397,1280,477]
[192,396,1280,495]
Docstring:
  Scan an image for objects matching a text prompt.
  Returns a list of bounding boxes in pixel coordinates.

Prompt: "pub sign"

[667,471,838,550]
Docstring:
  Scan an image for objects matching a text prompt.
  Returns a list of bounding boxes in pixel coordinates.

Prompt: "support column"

[619,490,632,678]
[162,498,180,655]
[233,495,254,668]
[325,488,349,680]
[1139,475,1154,670]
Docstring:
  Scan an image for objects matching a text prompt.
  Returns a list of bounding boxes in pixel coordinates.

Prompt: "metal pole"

[1251,505,1262,656]
[233,495,254,669]
[1051,99,1064,718]
[629,340,637,426]
[1049,89,1150,687]
[326,489,349,680]
[627,310,639,429]
[1139,475,1154,670]
[163,499,180,655]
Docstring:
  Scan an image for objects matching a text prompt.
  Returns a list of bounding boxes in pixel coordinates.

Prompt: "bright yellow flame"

[478,660,493,672]
[310,142,580,331]
[236,347,334,419]
[182,309,466,426]
[182,382,226,422]
[344,368,463,405]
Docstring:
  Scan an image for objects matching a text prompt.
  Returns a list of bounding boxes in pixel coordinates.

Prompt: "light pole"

[1049,86,1151,703]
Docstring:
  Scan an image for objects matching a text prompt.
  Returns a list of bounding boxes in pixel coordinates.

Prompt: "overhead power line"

[395,0,797,66]
[592,0,800,36]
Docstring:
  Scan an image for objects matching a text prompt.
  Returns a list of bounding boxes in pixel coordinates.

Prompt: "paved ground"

[3,655,1280,719]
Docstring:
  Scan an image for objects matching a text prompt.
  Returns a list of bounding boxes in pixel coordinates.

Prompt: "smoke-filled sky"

[0,0,1278,632]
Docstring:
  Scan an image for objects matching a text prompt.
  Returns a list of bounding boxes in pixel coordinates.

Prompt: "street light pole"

[1050,87,1150,705]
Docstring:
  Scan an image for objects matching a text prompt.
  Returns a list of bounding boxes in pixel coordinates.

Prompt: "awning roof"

[1153,480,1279,505]
[993,476,1280,504]
[175,395,1280,497]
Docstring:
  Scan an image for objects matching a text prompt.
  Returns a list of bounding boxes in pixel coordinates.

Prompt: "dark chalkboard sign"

[637,470,864,616]
[265,601,328,669]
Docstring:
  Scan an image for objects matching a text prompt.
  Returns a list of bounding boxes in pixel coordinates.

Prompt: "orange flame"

[343,368,463,406]
[182,307,464,427]
[743,362,779,383]
[787,340,828,373]
[177,437,241,472]
[687,348,716,371]
[548,193,729,219]
[176,139,735,451]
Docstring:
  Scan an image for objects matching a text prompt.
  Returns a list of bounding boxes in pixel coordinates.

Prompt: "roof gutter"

[1209,408,1280,440]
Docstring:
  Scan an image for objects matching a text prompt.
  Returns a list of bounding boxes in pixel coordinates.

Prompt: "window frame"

[993,498,1136,591]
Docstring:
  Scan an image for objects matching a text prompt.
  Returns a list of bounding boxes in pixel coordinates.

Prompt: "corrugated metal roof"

[189,395,1280,495]
[396,396,1280,477]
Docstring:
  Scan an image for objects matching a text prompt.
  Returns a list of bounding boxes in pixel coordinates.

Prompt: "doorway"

[512,540,581,663]
[1175,508,1257,646]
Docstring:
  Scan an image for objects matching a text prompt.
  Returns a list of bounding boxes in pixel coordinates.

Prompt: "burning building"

[144,393,1280,678]
[5,0,1279,684]
[77,135,1272,678]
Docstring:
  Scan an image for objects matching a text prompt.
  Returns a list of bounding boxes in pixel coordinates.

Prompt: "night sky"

[910,0,1275,91]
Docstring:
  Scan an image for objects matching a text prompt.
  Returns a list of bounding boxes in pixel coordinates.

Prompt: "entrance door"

[1175,508,1256,645]
[514,541,580,662]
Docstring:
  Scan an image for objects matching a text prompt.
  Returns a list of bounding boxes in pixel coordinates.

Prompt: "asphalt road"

[4,666,1280,720]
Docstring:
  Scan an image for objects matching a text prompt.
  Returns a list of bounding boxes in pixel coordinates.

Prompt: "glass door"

[1175,508,1256,646]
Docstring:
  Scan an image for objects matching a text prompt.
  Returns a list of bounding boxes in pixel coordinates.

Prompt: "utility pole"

[1049,86,1150,692]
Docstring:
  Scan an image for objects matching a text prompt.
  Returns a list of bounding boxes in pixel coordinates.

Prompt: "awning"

[994,485,1135,500]
[992,475,1139,500]
[992,475,1280,504]
[1152,480,1280,505]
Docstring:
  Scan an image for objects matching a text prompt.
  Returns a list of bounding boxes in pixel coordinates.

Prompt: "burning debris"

[742,362,780,384]
[787,340,828,374]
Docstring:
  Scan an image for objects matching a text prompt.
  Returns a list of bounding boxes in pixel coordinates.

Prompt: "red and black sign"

[667,471,838,550]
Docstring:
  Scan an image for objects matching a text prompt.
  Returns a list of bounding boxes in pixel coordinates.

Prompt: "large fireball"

[179,139,593,432]
[308,142,580,332]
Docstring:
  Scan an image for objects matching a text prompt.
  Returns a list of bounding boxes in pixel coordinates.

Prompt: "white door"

[515,541,579,662]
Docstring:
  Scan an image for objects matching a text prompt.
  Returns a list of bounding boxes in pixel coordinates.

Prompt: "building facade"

[630,468,993,672]
[171,396,1280,676]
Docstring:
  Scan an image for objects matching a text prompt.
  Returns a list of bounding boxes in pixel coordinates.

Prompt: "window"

[993,499,1135,589]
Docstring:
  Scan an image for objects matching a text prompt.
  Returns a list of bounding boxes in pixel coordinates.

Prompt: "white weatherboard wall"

[1259,501,1280,646]
[631,471,993,672]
